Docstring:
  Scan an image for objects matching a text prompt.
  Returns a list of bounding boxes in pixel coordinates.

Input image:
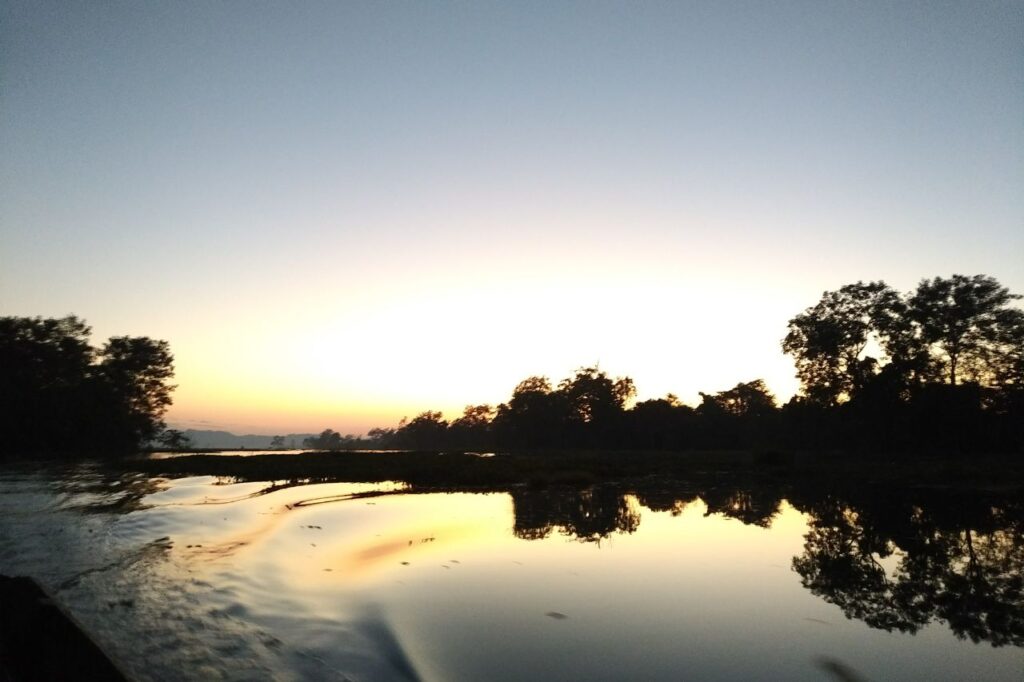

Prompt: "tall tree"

[493,376,566,447]
[96,336,176,449]
[782,282,904,405]
[908,274,1023,386]
[0,317,175,456]
[0,316,95,452]
[558,366,635,424]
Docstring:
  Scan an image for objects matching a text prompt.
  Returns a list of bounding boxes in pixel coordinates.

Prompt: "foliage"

[158,429,193,450]
[782,281,906,406]
[699,379,776,418]
[784,275,1024,405]
[0,316,176,457]
[909,274,1023,386]
[303,429,359,450]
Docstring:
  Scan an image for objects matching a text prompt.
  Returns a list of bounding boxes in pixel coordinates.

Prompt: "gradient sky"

[2,1,1022,434]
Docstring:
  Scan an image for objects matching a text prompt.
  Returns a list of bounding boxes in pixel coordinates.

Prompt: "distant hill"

[179,430,317,449]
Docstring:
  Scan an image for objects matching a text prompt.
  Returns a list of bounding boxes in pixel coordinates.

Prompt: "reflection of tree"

[793,497,1024,647]
[702,488,781,527]
[511,486,640,543]
[793,500,922,633]
[634,487,699,516]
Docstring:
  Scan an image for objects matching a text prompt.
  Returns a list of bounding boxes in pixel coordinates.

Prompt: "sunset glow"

[2,2,1021,435]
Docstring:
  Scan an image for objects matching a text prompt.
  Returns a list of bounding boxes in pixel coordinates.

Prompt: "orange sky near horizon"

[2,3,1021,435]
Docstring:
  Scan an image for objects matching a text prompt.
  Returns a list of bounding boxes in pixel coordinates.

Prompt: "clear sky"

[2,1,1022,434]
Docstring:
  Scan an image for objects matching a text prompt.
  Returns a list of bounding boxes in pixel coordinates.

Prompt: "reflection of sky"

[2,2,1022,433]
[28,477,1018,682]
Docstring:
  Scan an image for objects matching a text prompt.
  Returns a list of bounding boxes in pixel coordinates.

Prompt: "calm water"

[0,462,1021,681]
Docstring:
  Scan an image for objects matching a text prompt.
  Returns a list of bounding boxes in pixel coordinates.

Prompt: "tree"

[0,316,176,457]
[909,274,1023,386]
[698,379,777,418]
[0,316,94,453]
[451,404,494,429]
[782,282,905,405]
[158,429,193,450]
[366,427,397,446]
[558,366,635,424]
[783,275,1024,403]
[988,311,1024,389]
[304,429,345,450]
[628,395,695,449]
[96,336,175,449]
[492,376,567,447]
[397,411,448,449]
[270,435,286,449]
[449,404,494,448]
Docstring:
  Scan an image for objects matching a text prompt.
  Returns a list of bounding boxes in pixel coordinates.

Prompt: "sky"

[2,1,1022,435]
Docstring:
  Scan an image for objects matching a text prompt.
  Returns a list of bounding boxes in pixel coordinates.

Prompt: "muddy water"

[0,465,1021,681]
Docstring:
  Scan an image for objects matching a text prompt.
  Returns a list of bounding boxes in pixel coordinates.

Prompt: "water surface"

[0,464,1021,680]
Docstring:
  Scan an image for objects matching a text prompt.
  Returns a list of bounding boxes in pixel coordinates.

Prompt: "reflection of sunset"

[324,521,481,582]
[167,482,511,589]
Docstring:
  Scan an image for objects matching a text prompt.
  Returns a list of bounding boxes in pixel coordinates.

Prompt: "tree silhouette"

[158,429,193,450]
[304,429,347,450]
[627,395,695,450]
[779,275,1023,452]
[449,405,495,449]
[96,336,175,451]
[0,316,175,457]
[909,275,1024,386]
[397,411,448,449]
[699,379,776,418]
[559,366,635,424]
[782,282,905,406]
[492,376,567,448]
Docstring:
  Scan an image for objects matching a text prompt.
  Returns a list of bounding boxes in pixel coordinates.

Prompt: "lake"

[1,458,1021,681]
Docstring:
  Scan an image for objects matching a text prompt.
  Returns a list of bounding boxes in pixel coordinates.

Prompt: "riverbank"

[121,449,1024,493]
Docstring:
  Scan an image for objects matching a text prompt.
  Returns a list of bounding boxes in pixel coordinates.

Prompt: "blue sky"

[2,1,1022,433]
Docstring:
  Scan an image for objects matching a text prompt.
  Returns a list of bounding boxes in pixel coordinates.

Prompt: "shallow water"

[1,465,1021,681]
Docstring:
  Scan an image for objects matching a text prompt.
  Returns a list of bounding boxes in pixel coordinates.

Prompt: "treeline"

[314,274,1023,454]
[4,273,1021,458]
[0,316,175,457]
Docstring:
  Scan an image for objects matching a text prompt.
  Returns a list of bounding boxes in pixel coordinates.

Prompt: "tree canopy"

[784,275,1024,404]
[0,316,176,457]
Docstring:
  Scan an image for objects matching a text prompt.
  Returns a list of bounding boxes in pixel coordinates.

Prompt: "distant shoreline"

[111,449,1024,494]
